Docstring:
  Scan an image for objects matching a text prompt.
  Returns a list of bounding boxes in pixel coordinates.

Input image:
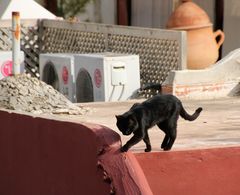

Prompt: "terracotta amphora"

[166,0,225,69]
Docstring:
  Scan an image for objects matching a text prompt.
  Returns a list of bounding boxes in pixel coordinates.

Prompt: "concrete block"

[163,49,240,99]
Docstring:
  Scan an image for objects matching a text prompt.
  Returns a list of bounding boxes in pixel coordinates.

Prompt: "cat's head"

[115,114,138,135]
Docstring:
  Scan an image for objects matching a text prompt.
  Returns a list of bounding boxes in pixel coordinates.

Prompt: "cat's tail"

[180,105,203,121]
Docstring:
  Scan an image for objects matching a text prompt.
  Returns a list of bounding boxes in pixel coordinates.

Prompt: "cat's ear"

[115,115,122,120]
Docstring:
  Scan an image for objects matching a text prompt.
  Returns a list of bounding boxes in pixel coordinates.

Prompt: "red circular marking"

[94,68,102,88]
[1,60,13,77]
[62,66,69,85]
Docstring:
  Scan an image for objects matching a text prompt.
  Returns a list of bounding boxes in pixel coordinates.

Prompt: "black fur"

[116,94,202,152]
[141,83,162,91]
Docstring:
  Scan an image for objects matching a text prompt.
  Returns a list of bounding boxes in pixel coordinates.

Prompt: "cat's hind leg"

[163,128,176,151]
[161,134,170,149]
[157,121,177,151]
[163,121,177,151]
[143,132,152,152]
[157,122,170,150]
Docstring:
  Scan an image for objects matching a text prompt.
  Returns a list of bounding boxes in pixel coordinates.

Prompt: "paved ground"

[64,97,240,152]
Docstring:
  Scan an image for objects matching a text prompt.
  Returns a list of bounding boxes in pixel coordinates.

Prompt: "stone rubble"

[0,74,87,115]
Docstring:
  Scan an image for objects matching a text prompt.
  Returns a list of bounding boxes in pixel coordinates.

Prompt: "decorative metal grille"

[0,27,12,50]
[0,19,186,97]
[0,20,40,77]
[42,28,106,53]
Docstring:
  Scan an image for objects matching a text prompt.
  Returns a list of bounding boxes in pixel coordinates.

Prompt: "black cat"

[116,94,202,152]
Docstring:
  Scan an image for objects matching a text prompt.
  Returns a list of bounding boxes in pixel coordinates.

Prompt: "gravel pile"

[0,74,87,115]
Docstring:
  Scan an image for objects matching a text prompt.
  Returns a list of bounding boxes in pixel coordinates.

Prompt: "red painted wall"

[135,147,240,195]
[0,110,152,195]
[2,109,239,195]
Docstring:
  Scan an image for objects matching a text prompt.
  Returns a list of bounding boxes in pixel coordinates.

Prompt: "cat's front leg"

[120,144,130,152]
[121,133,144,152]
[143,132,151,152]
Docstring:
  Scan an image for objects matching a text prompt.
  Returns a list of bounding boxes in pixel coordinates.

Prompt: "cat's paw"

[145,145,152,152]
[163,147,172,151]
[120,145,129,152]
[144,148,151,152]
[161,143,166,149]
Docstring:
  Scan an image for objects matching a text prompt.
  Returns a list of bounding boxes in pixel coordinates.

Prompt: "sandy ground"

[60,97,240,152]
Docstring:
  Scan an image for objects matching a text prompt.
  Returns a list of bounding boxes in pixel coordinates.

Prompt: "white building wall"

[131,0,173,28]
[222,0,240,57]
[77,0,116,24]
